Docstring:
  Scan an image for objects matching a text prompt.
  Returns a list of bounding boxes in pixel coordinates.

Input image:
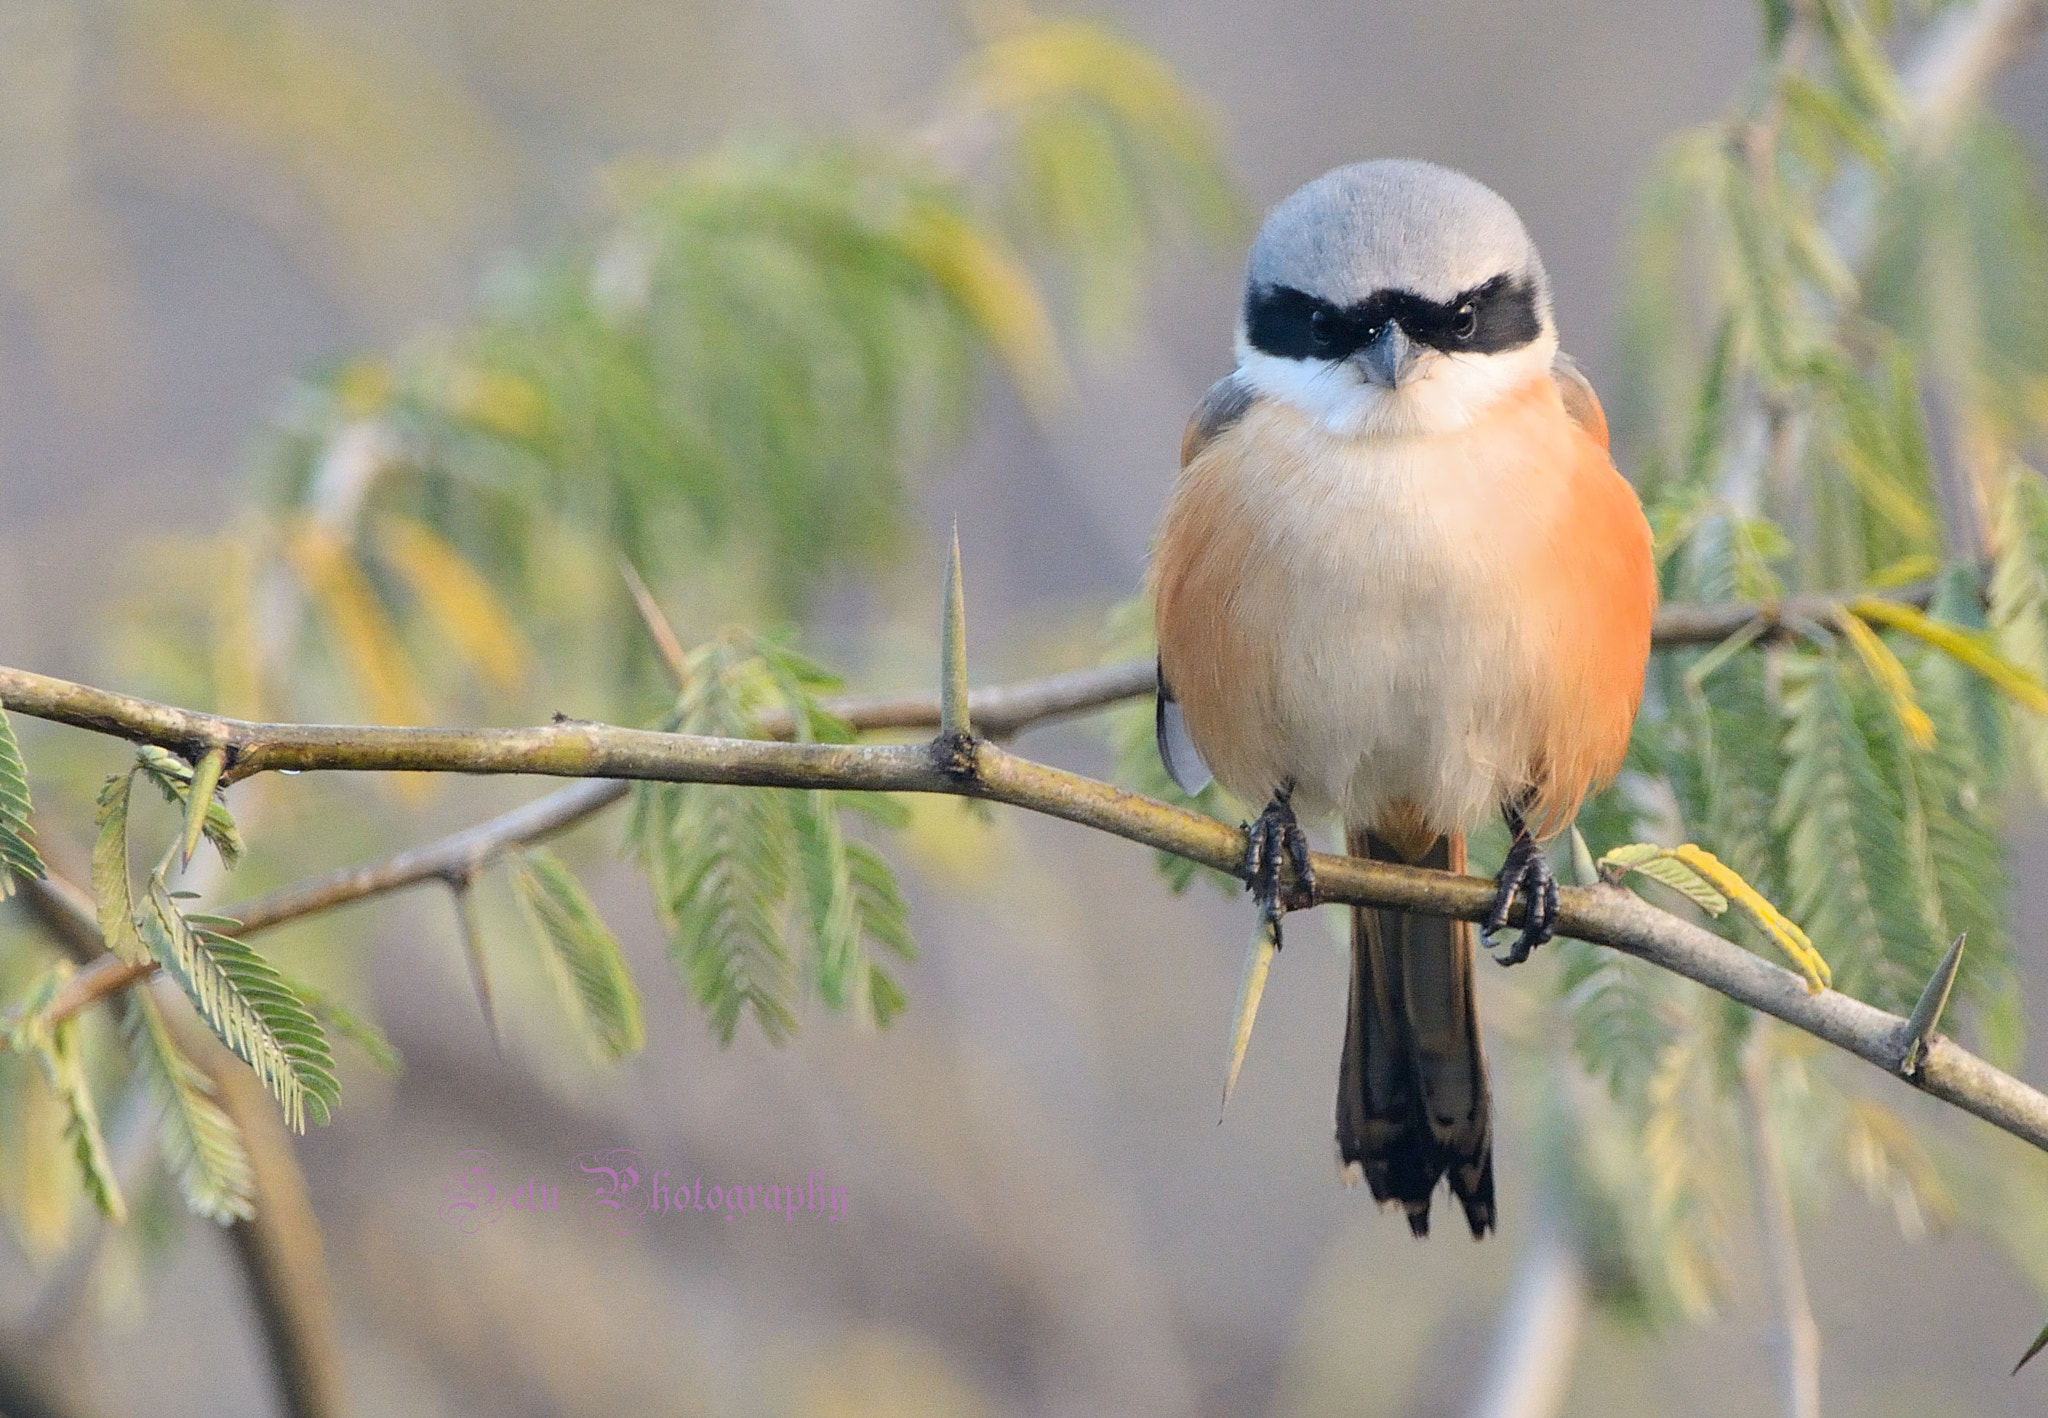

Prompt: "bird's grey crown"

[1245,160,1551,322]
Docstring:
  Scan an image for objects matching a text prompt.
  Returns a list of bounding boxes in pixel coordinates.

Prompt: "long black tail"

[1336,828,1495,1238]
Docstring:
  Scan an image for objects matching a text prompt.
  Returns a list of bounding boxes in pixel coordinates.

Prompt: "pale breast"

[1153,383,1584,835]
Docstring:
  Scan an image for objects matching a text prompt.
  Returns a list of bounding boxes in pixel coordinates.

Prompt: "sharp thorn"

[1569,825,1599,888]
[1221,911,1280,1120]
[2012,1319,2048,1376]
[1900,932,1966,1076]
[940,521,971,738]
[449,875,503,1060]
[180,747,227,869]
[619,559,691,692]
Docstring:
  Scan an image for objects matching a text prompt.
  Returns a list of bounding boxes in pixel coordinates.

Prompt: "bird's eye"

[1309,308,1334,347]
[1452,303,1478,341]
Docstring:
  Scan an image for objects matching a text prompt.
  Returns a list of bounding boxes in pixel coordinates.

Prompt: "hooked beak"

[1355,322,1422,389]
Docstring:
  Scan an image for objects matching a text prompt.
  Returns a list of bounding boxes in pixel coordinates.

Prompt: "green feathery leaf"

[651,778,799,1044]
[92,770,147,967]
[1901,587,2021,1064]
[632,638,801,1042]
[1556,938,1677,1107]
[786,791,914,1028]
[847,839,914,1026]
[121,992,255,1224]
[1990,469,2048,793]
[787,789,864,1013]
[629,634,917,1042]
[139,888,338,1132]
[285,978,402,1074]
[1662,533,1784,906]
[0,706,45,895]
[510,850,644,1062]
[1775,653,1927,1008]
[8,970,125,1223]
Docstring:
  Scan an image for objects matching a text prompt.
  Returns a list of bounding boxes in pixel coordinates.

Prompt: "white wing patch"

[1156,671,1213,796]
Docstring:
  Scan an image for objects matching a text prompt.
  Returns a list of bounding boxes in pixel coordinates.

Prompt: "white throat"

[1233,332,1558,439]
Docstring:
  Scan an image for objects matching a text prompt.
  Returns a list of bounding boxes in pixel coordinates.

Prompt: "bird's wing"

[1180,373,1256,468]
[1550,351,1610,451]
[1155,661,1214,796]
[1157,374,1249,796]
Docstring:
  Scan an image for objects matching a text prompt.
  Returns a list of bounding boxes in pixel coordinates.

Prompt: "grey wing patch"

[1550,351,1608,447]
[1180,373,1256,467]
[1155,661,1213,796]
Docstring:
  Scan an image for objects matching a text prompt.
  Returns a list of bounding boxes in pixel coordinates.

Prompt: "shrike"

[1151,160,1655,1237]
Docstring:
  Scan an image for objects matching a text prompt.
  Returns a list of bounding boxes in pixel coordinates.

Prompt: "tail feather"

[1336,828,1495,1238]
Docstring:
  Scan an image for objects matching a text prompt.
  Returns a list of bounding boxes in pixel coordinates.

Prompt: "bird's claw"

[1485,829,1558,966]
[1245,786,1315,919]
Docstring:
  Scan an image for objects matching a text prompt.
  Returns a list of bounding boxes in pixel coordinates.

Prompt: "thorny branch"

[4,641,2048,1161]
[0,575,1947,1020]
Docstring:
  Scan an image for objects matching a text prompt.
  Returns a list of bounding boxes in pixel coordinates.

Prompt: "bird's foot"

[1244,785,1316,919]
[1485,827,1558,966]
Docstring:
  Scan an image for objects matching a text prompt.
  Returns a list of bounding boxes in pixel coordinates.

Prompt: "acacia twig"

[10,573,1937,1024]
[17,656,1167,1018]
[1743,1024,1821,1418]
[4,662,2048,1158]
[1465,1222,1589,1418]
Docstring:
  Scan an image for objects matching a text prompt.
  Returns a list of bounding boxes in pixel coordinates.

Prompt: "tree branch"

[0,583,1941,773]
[5,663,2048,1160]
[1465,1222,1589,1418]
[1743,1022,1822,1418]
[12,659,1174,1029]
[2,577,1944,1023]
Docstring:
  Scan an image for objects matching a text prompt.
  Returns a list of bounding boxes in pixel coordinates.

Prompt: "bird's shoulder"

[1180,373,1257,468]
[1549,351,1609,451]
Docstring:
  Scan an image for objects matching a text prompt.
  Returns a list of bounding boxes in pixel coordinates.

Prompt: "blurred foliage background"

[5,2,2048,1417]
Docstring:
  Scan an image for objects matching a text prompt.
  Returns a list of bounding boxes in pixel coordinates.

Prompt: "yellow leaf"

[1864,552,1938,589]
[1670,845,1832,992]
[1600,840,1827,989]
[957,20,1223,167]
[285,525,426,727]
[1851,596,2048,716]
[1833,607,1936,750]
[896,200,1070,413]
[1842,1098,1953,1237]
[209,520,271,721]
[332,358,394,417]
[1597,841,1728,915]
[371,514,530,693]
[444,365,547,441]
[1831,434,1934,542]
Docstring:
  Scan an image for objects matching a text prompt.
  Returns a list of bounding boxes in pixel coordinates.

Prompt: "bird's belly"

[1183,429,1547,834]
[1267,553,1525,833]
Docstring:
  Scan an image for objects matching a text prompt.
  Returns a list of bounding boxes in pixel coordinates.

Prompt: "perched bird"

[1151,160,1655,1237]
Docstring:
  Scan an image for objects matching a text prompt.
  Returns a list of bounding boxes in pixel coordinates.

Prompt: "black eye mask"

[1243,275,1542,362]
